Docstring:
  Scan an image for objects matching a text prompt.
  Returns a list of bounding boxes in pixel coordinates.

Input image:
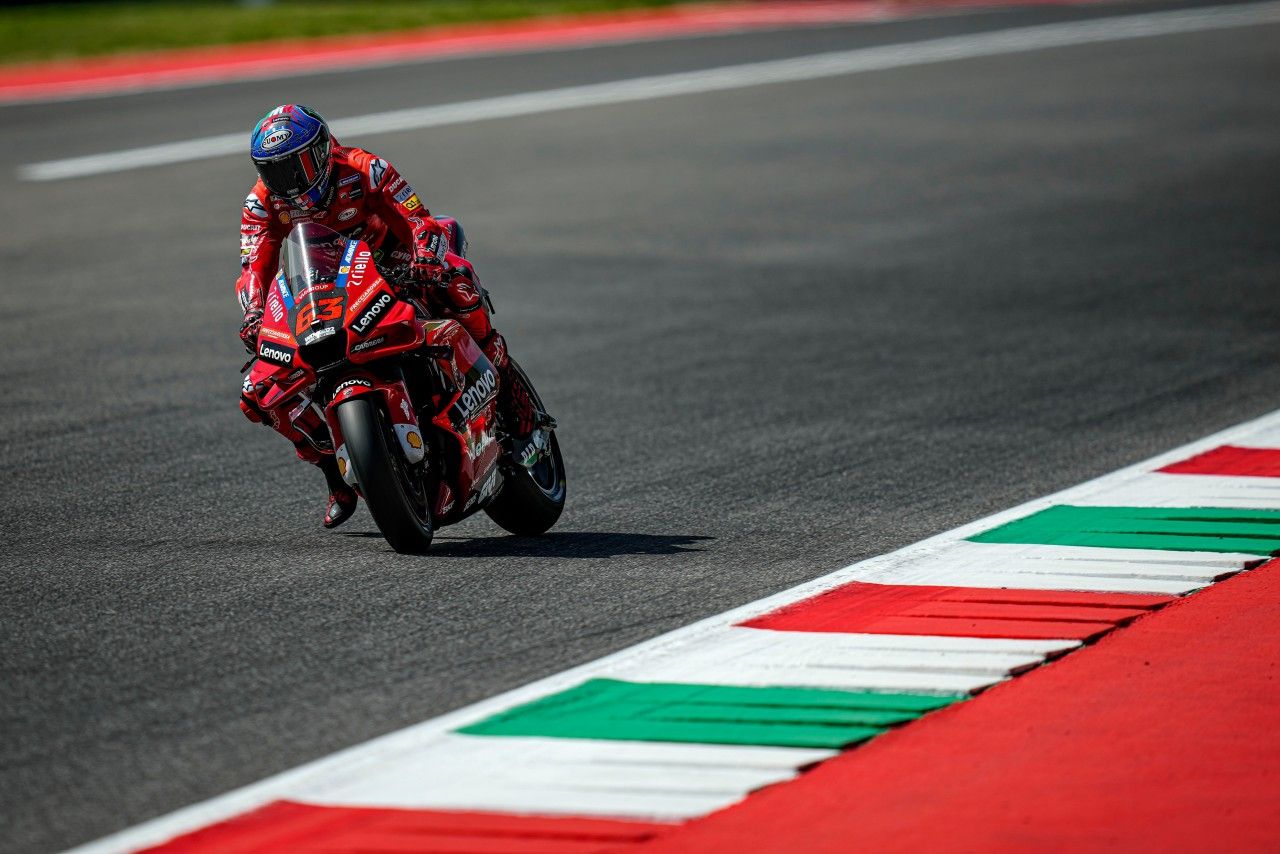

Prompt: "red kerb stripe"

[739,582,1173,640]
[141,801,671,853]
[1159,444,1280,477]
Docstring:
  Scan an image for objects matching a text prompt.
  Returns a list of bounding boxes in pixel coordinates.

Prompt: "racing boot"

[290,440,357,529]
[319,453,358,529]
[432,260,553,466]
[483,333,555,469]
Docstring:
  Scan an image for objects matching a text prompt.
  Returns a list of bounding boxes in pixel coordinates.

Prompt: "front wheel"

[337,397,434,554]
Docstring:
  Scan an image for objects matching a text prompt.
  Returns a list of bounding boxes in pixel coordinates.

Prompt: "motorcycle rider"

[235,104,539,529]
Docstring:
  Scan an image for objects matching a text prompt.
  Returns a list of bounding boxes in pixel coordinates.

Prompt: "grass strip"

[0,0,683,66]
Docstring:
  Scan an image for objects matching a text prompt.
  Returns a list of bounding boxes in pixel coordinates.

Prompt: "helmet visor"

[254,134,330,199]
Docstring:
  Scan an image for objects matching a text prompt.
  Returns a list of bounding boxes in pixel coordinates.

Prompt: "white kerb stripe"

[19,1,1280,183]
[290,734,833,820]
[852,539,1257,595]
[603,627,1077,695]
[1075,471,1280,509]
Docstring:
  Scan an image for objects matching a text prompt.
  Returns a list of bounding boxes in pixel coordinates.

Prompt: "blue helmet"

[250,105,333,209]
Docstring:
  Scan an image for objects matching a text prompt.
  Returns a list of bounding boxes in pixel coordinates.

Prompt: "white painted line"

[21,1,1280,183]
[1226,422,1280,448]
[68,386,1280,853]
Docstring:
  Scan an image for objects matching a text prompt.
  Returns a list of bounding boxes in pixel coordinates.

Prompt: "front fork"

[323,375,426,488]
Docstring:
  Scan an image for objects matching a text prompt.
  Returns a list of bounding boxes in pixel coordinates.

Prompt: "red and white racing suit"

[235,143,511,463]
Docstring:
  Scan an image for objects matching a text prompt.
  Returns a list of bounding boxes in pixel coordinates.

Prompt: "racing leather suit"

[235,143,512,463]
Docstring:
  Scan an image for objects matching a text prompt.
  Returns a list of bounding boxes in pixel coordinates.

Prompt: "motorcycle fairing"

[245,221,506,524]
[421,320,502,521]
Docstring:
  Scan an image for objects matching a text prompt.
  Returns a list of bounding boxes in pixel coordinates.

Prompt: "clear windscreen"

[281,221,346,297]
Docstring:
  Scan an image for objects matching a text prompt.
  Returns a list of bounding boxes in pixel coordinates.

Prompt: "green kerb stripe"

[457,679,960,749]
[969,505,1280,555]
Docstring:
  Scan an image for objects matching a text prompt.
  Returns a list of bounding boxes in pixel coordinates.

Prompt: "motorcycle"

[247,220,566,553]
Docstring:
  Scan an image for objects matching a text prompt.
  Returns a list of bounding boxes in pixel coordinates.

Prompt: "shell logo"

[407,431,423,450]
[337,457,347,477]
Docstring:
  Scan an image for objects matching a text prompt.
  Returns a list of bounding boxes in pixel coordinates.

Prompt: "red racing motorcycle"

[248,221,566,553]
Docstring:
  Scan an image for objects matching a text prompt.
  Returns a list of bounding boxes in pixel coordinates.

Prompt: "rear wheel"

[485,360,566,536]
[337,397,434,554]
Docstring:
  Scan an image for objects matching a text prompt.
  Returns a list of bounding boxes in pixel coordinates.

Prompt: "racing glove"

[239,309,263,355]
[409,217,450,285]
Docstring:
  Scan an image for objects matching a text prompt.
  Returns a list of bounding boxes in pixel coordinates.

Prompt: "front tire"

[337,397,434,554]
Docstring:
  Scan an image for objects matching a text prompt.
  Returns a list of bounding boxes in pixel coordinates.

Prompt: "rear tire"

[485,433,566,535]
[337,397,434,554]
[485,360,566,536]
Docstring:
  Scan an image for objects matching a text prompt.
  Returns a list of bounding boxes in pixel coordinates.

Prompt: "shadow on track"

[340,530,713,558]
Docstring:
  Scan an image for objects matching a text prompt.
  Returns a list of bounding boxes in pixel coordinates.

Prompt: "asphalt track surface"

[2,1,1278,851]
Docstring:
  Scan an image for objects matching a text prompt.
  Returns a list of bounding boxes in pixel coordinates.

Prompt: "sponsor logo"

[258,341,295,366]
[267,292,285,323]
[387,177,405,195]
[243,194,268,220]
[348,292,394,336]
[260,128,293,151]
[403,194,422,211]
[421,231,446,262]
[278,211,291,224]
[287,368,307,381]
[407,431,423,450]
[348,250,373,287]
[453,369,497,423]
[338,208,357,221]
[347,284,378,314]
[242,376,254,393]
[338,173,361,187]
[303,326,337,345]
[351,335,385,353]
[334,377,373,397]
[368,158,388,189]
[259,327,293,344]
[295,283,334,301]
